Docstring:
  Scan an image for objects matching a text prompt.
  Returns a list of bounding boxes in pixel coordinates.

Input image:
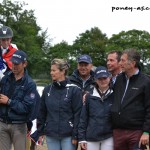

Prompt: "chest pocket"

[15,86,25,99]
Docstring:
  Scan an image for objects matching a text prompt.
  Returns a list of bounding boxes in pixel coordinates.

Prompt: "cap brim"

[10,58,22,64]
[78,60,91,64]
[95,73,109,79]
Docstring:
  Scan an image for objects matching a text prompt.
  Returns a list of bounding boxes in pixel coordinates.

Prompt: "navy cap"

[77,54,92,64]
[10,50,27,64]
[94,66,111,79]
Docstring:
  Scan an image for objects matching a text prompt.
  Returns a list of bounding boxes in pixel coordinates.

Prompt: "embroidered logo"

[30,93,35,99]
[131,87,139,90]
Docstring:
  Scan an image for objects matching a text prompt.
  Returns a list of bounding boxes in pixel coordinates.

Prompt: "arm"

[71,87,82,141]
[78,95,89,144]
[0,82,37,115]
[37,87,47,136]
[139,77,150,147]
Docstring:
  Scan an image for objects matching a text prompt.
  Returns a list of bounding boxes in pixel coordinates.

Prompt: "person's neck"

[80,75,90,80]
[125,68,139,78]
[55,77,66,82]
[14,73,24,81]
[99,87,109,93]
[112,68,122,77]
[1,45,9,49]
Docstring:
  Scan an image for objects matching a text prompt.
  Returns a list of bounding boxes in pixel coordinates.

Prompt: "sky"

[1,0,150,45]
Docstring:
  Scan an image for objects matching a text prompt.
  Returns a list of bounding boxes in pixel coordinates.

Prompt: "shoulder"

[24,75,36,87]
[43,84,52,93]
[138,73,150,85]
[68,70,79,80]
[1,71,12,81]
[7,45,17,54]
[66,79,81,88]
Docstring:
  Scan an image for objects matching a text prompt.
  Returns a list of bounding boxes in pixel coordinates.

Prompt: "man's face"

[0,38,11,48]
[12,62,27,76]
[77,62,93,78]
[107,53,120,73]
[119,54,133,73]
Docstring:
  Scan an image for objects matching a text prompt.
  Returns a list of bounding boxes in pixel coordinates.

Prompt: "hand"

[82,92,89,104]
[38,136,44,145]
[139,133,149,147]
[80,142,87,150]
[0,94,9,104]
[72,139,78,145]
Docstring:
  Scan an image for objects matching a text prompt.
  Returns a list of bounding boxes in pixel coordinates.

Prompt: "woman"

[37,58,82,150]
[78,66,114,150]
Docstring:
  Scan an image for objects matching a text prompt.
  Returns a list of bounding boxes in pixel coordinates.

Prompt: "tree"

[0,0,51,78]
[107,30,150,73]
[72,27,108,67]
[46,41,76,75]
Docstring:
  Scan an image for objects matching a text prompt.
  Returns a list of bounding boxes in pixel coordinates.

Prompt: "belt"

[0,118,25,124]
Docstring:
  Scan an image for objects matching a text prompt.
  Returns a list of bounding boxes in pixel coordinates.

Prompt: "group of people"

[37,50,150,150]
[0,25,150,150]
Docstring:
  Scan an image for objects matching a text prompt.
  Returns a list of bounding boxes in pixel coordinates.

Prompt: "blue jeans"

[46,136,76,150]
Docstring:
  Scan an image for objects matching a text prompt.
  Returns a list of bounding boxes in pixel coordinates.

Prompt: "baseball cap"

[10,50,27,64]
[94,66,111,79]
[77,54,92,64]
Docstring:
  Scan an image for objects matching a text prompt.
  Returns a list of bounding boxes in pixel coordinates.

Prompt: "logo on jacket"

[131,87,139,90]
[69,121,73,127]
[30,93,35,99]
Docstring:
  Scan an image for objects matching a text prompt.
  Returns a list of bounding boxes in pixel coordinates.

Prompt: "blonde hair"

[51,58,70,75]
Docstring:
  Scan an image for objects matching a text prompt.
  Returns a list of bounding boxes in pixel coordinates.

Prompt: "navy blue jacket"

[37,79,82,140]
[69,69,95,95]
[78,87,114,142]
[0,70,39,124]
[111,72,150,132]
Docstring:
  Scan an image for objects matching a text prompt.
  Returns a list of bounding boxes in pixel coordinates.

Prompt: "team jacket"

[0,70,39,123]
[37,79,82,140]
[78,87,114,142]
[111,72,150,132]
[69,69,95,94]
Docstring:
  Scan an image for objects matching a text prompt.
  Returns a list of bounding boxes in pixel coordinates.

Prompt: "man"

[107,50,122,84]
[69,54,95,94]
[111,48,150,150]
[0,50,39,150]
[0,25,17,78]
[69,54,95,150]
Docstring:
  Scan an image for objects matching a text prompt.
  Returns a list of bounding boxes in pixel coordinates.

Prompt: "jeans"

[46,136,76,150]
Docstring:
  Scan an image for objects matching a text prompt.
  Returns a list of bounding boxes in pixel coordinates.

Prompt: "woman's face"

[96,77,111,90]
[50,64,65,81]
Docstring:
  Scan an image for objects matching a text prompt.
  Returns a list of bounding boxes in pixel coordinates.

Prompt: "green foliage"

[0,0,51,78]
[47,41,76,75]
[1,0,150,76]
[107,30,150,73]
[72,27,108,67]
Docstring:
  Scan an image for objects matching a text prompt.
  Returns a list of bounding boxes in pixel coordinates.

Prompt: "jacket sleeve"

[143,77,150,133]
[78,95,89,142]
[28,90,41,121]
[37,87,47,136]
[71,87,82,140]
